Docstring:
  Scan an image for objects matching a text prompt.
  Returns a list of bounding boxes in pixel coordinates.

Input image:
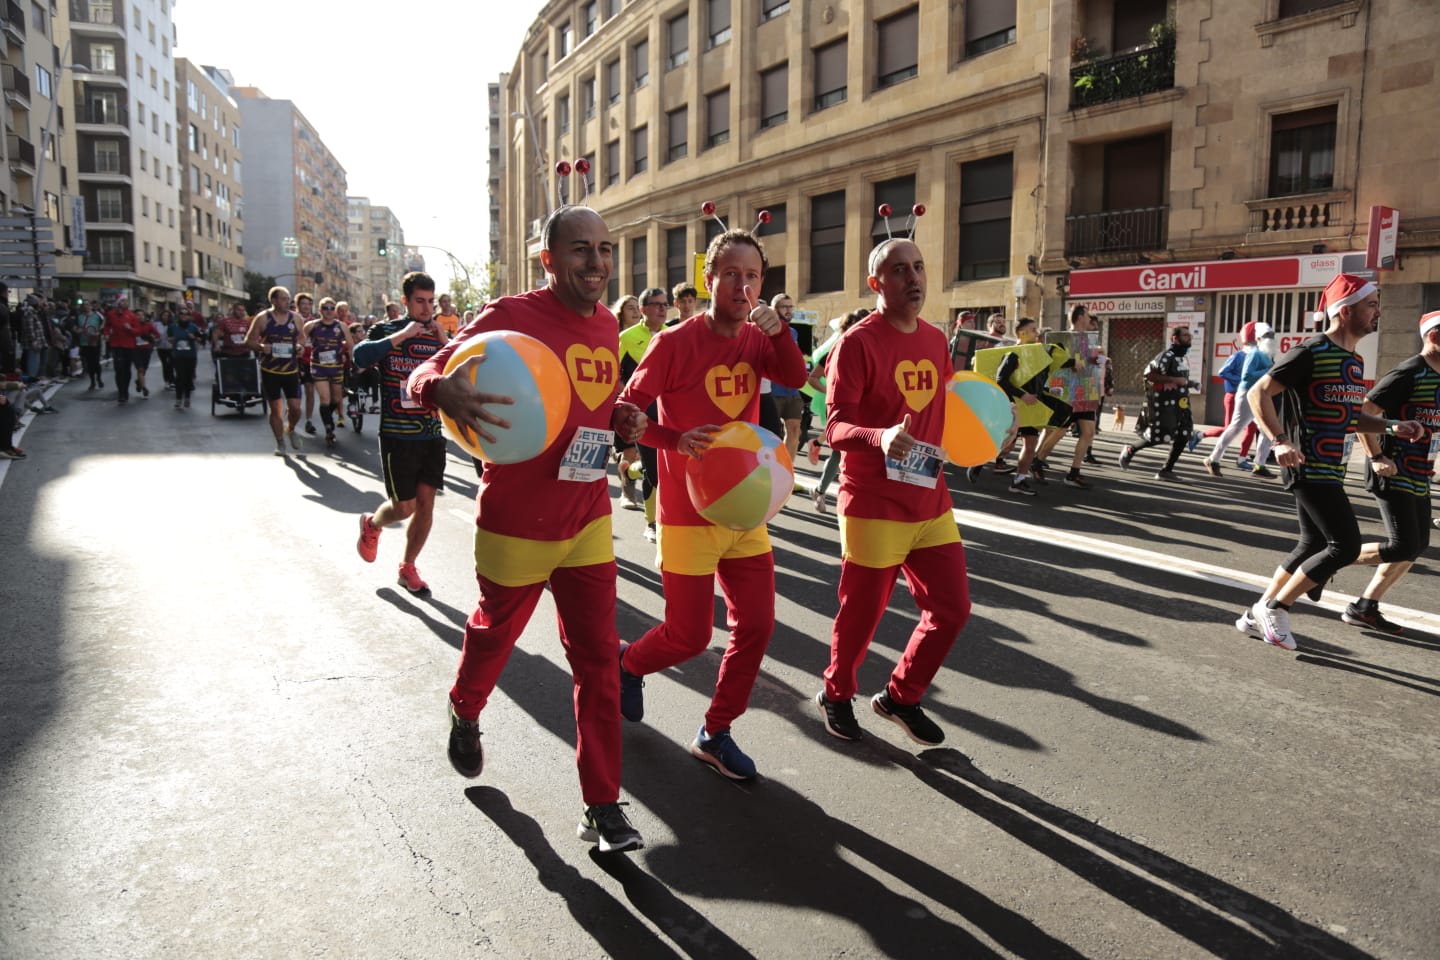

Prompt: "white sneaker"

[812,486,827,514]
[1234,607,1262,638]
[288,429,302,450]
[1250,600,1297,651]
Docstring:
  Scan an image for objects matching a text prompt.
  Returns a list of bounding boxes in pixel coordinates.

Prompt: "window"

[163,79,170,101]
[1269,106,1336,197]
[143,241,151,263]
[98,236,126,265]
[150,66,157,89]
[1280,0,1350,15]
[165,122,171,143]
[96,140,121,173]
[666,227,689,288]
[188,123,199,152]
[876,7,919,88]
[760,63,788,128]
[558,21,572,59]
[579,152,595,195]
[97,188,124,222]
[605,139,620,186]
[630,236,647,297]
[762,0,790,21]
[871,175,916,245]
[706,88,730,148]
[135,53,143,77]
[35,65,52,98]
[668,13,689,70]
[958,153,1013,281]
[666,107,688,162]
[136,101,145,124]
[631,124,648,174]
[558,94,571,134]
[707,0,732,49]
[810,191,846,292]
[633,39,650,88]
[142,195,149,217]
[191,165,200,191]
[582,2,597,37]
[93,44,117,73]
[147,18,154,42]
[582,77,596,118]
[603,0,619,18]
[965,0,1016,57]
[813,40,847,111]
[170,251,176,271]
[605,59,621,104]
[44,191,60,225]
[756,203,786,235]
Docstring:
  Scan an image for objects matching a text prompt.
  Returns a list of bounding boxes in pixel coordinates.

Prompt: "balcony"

[1247,193,1348,235]
[1065,205,1168,256]
[69,1,125,36]
[76,103,128,128]
[1069,38,1176,110]
[6,133,36,174]
[2,63,31,106]
[2,1,24,43]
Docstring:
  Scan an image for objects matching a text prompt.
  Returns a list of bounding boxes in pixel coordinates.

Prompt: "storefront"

[1068,252,1377,425]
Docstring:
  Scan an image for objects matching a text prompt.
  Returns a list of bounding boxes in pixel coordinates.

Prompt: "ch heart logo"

[705,362,757,418]
[565,344,619,411]
[894,360,938,412]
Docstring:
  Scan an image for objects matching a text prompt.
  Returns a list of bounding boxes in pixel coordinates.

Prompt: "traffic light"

[377,238,387,257]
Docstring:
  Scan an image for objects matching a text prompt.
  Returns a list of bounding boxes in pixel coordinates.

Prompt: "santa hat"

[1314,273,1377,324]
[1240,321,1257,344]
[1254,322,1275,339]
[1421,310,1440,339]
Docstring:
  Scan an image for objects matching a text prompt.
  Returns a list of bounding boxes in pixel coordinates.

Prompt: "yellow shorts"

[474,515,614,587]
[839,512,961,569]
[657,523,772,577]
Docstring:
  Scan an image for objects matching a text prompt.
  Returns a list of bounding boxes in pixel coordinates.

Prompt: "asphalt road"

[2,360,1436,960]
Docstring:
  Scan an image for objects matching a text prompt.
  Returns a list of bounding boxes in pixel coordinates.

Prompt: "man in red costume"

[813,238,971,746]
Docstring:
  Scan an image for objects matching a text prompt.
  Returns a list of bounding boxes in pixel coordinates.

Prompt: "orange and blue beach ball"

[439,330,571,464]
[685,421,795,531]
[941,371,1014,467]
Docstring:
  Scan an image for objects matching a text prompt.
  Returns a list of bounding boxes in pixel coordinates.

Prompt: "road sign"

[282,237,299,258]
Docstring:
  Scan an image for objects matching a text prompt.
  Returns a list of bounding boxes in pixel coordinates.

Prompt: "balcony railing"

[1070,40,1176,110]
[6,134,36,171]
[2,1,25,39]
[1249,194,1347,234]
[2,64,32,103]
[1065,205,1168,255]
[77,104,129,126]
[69,1,124,28]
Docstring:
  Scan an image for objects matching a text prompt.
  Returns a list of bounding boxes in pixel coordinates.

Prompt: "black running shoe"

[577,802,644,853]
[871,691,944,746]
[1341,603,1402,635]
[815,691,863,741]
[1007,478,1037,497]
[447,702,484,778]
[965,465,982,484]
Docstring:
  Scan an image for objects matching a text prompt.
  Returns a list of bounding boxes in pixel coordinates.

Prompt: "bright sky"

[174,0,538,292]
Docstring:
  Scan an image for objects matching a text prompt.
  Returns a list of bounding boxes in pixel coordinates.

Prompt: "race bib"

[400,390,422,410]
[230,334,245,344]
[317,350,338,365]
[176,340,194,351]
[885,440,944,488]
[557,427,614,482]
[1342,433,1356,470]
[1427,431,1440,463]
[270,342,294,359]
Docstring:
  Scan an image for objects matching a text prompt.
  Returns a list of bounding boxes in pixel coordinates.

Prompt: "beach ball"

[438,330,571,464]
[941,371,1014,467]
[685,421,794,531]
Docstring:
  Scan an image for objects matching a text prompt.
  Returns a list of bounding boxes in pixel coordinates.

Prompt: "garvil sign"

[1068,253,1369,297]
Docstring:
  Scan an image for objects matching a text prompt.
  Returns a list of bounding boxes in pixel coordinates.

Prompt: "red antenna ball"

[912,204,926,217]
[757,210,772,224]
[701,201,717,216]
[574,157,591,174]
[555,160,572,176]
[877,204,893,218]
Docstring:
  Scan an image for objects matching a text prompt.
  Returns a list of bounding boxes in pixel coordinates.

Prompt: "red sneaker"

[807,440,821,466]
[357,514,380,563]
[397,562,429,595]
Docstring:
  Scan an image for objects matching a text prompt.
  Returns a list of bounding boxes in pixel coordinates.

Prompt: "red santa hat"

[1421,310,1440,340]
[1316,273,1377,322]
[1240,321,1257,344]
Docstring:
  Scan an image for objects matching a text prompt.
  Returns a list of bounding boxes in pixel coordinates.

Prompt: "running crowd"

[330,204,1438,855]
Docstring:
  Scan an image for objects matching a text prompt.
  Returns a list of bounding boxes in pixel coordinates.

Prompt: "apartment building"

[1,0,77,295]
[487,78,505,287]
[1046,0,1440,416]
[496,0,1046,329]
[231,86,350,300]
[495,0,1440,415]
[346,196,405,316]
[175,59,244,314]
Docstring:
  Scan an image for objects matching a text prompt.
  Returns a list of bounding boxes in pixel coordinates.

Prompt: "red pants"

[622,552,774,734]
[1200,391,1256,455]
[450,562,621,806]
[824,541,971,705]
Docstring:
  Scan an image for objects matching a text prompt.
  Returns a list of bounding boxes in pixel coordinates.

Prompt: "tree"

[243,270,277,310]
[446,260,497,312]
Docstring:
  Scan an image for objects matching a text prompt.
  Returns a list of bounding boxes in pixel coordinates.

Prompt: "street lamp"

[31,42,90,293]
[511,109,552,218]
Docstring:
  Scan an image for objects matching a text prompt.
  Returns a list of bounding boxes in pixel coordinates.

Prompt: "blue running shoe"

[619,643,644,722]
[690,726,757,780]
